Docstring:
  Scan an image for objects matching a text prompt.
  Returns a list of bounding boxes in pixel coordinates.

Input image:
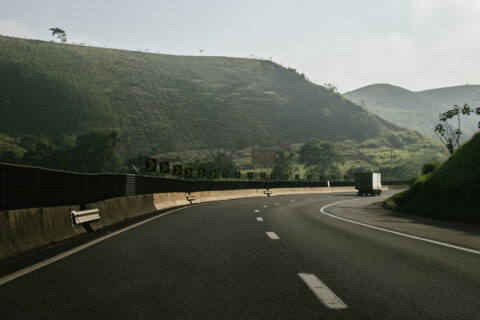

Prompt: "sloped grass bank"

[386,132,480,223]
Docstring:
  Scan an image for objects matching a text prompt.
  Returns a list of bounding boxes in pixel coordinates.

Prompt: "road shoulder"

[327,194,480,251]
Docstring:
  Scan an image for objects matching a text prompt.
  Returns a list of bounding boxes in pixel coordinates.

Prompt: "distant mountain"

[0,36,403,158]
[343,84,480,139]
[419,85,480,108]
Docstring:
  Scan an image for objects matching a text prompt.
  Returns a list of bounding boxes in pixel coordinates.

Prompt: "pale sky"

[1,0,479,92]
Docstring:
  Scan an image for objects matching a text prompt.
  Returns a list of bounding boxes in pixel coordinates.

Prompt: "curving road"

[0,191,479,319]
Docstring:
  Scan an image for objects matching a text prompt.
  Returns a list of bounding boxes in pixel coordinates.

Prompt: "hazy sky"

[1,0,479,92]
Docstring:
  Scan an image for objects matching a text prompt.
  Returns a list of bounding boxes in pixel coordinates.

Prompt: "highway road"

[1,191,479,319]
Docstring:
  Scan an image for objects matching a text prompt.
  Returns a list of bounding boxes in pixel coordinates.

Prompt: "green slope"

[419,84,480,107]
[343,84,480,139]
[0,36,401,158]
[387,132,480,223]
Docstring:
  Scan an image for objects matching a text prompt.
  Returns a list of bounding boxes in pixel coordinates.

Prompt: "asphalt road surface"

[1,191,479,319]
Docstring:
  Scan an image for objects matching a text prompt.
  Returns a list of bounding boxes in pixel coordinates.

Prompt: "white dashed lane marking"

[263,205,269,208]
[298,273,348,309]
[254,209,260,213]
[266,232,280,240]
[256,217,263,222]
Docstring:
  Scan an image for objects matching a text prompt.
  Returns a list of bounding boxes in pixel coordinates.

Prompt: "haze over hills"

[343,84,480,139]
[0,35,404,158]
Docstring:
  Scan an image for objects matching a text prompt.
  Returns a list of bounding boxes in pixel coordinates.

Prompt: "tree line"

[0,129,124,173]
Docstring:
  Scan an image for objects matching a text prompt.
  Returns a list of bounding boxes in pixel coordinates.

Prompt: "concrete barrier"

[1,186,374,262]
[269,186,356,196]
[0,194,156,261]
[0,205,84,261]
[385,184,407,190]
[192,189,265,203]
[87,194,156,230]
[153,192,191,211]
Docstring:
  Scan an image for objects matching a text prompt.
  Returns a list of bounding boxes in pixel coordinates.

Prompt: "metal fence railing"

[0,162,407,211]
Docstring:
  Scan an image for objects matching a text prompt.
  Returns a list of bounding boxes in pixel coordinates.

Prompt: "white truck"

[355,172,382,196]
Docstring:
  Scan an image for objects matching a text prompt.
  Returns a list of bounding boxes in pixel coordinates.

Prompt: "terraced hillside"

[0,36,401,157]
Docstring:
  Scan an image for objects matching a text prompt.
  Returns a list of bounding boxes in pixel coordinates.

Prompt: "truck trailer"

[355,172,382,196]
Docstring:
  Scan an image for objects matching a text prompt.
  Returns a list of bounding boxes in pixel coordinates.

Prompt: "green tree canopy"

[192,151,236,175]
[71,129,124,172]
[298,139,343,176]
[434,103,480,154]
[272,150,295,177]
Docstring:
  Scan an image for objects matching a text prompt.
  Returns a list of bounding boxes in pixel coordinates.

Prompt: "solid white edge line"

[298,273,348,309]
[0,206,190,287]
[266,231,280,240]
[320,199,480,255]
[256,217,263,222]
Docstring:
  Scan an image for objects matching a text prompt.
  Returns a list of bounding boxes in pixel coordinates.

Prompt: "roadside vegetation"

[0,129,124,173]
[385,132,480,223]
[0,128,445,180]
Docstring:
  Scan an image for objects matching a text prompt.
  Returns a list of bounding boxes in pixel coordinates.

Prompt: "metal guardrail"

[71,208,100,225]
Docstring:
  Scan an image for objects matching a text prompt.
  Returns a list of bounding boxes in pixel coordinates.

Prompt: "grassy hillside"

[419,85,480,108]
[0,36,401,158]
[343,84,480,139]
[386,132,480,223]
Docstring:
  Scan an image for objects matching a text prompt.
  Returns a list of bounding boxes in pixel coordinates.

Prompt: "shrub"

[422,161,439,175]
